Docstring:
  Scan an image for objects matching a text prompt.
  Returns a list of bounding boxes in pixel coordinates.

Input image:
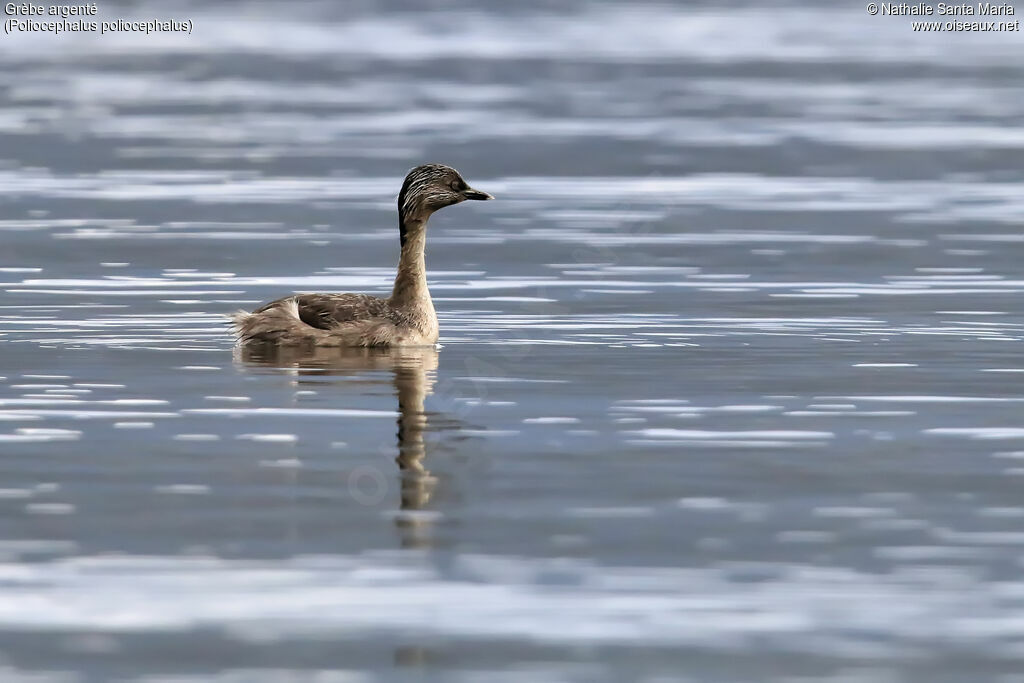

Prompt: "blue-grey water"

[2,2,1024,681]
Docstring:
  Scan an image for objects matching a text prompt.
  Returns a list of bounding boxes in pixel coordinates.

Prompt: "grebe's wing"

[254,293,393,330]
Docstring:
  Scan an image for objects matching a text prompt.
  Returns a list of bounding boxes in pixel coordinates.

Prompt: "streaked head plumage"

[398,164,492,222]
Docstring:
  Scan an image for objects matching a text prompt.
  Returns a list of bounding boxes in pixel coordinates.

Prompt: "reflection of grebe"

[237,345,441,545]
[231,164,492,348]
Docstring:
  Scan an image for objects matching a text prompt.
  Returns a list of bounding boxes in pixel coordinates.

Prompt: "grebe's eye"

[450,180,462,191]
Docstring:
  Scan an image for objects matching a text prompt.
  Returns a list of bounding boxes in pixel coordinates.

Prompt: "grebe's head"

[398,164,492,222]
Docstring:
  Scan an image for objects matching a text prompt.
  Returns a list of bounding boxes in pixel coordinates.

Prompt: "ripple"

[927,428,1024,440]
[1,6,1017,65]
[0,428,80,443]
[187,408,395,418]
[0,553,1018,657]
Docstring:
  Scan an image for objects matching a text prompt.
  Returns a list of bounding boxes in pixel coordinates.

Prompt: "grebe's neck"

[390,216,431,310]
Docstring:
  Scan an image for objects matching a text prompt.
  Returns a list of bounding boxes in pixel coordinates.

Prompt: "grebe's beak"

[462,187,493,201]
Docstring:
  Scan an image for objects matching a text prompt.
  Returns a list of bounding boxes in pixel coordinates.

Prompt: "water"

[2,1,1024,680]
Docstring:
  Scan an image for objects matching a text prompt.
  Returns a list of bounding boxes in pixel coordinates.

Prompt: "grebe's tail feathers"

[230,299,303,346]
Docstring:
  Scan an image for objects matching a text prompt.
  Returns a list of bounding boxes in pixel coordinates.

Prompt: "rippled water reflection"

[2,1,1024,681]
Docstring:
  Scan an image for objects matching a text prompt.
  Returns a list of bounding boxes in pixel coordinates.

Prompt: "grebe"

[231,164,492,347]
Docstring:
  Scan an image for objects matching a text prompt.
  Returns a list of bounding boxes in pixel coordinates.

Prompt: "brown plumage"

[231,164,492,347]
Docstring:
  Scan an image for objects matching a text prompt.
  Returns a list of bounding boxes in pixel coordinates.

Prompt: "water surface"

[2,1,1024,681]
